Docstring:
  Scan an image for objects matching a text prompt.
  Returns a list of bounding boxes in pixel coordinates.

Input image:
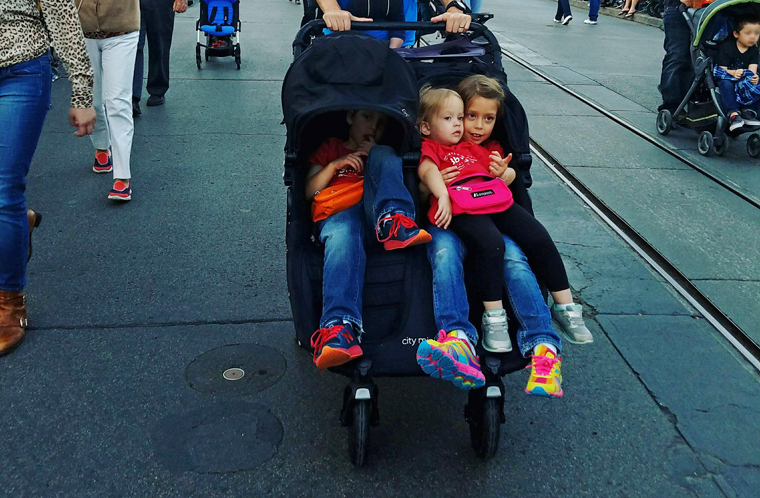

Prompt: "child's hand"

[734,69,745,78]
[752,74,759,85]
[329,151,367,173]
[435,194,452,229]
[440,165,460,186]
[501,167,516,185]
[357,136,377,153]
[488,152,512,178]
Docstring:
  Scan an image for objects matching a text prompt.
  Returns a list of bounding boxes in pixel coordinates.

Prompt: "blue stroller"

[196,0,242,69]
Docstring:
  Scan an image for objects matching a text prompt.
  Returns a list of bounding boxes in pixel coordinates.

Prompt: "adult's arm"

[316,0,372,32]
[39,0,96,135]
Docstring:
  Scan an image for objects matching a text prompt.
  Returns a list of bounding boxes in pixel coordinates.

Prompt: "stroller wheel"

[656,109,673,136]
[698,131,715,156]
[714,136,729,157]
[196,44,201,69]
[235,45,241,70]
[748,134,760,158]
[469,398,501,461]
[348,400,370,466]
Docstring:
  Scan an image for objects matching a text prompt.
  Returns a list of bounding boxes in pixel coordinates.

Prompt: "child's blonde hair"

[418,86,463,128]
[456,75,505,117]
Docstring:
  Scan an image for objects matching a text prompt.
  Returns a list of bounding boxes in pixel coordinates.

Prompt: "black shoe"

[132,99,141,116]
[741,109,760,127]
[146,95,165,106]
[728,113,745,132]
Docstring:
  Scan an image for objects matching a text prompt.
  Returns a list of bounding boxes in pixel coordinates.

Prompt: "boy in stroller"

[307,109,432,369]
[714,16,760,130]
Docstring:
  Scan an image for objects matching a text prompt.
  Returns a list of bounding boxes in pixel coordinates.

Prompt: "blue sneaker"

[310,323,363,370]
[376,213,431,250]
[416,330,485,390]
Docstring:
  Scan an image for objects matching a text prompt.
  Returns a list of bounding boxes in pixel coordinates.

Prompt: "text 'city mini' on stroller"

[196,0,242,69]
[282,19,538,466]
[656,0,760,157]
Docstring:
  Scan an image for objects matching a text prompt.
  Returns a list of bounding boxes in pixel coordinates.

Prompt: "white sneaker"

[481,309,512,353]
[562,15,573,25]
[553,17,562,23]
[551,304,593,344]
[584,18,597,25]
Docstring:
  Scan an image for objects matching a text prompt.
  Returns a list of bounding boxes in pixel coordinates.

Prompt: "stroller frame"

[284,20,536,466]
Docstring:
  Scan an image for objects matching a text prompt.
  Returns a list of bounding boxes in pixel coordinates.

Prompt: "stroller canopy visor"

[282,32,419,156]
[693,0,760,46]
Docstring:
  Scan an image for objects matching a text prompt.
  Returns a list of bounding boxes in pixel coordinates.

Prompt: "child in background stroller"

[195,0,242,69]
[656,0,760,157]
[283,18,549,465]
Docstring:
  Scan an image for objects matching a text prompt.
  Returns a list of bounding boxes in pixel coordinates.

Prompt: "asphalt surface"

[1,0,759,497]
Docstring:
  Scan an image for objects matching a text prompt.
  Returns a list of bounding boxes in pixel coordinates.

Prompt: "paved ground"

[1,1,759,497]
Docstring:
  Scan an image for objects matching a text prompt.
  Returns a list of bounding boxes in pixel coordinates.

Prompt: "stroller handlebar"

[293,20,492,57]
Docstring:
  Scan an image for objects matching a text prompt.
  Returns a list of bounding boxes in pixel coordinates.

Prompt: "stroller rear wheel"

[698,131,715,156]
[235,45,241,70]
[196,44,202,70]
[348,400,370,466]
[748,134,760,158]
[714,136,729,157]
[656,109,673,136]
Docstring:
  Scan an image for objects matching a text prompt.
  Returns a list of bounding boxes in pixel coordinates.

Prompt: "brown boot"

[0,290,27,356]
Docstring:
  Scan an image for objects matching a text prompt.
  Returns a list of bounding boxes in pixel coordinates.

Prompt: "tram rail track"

[496,41,760,371]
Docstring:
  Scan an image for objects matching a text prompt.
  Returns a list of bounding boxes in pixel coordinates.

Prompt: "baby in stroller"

[714,16,760,131]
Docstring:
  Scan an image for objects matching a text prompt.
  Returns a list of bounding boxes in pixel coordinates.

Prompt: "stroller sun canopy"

[693,0,760,46]
[282,31,419,157]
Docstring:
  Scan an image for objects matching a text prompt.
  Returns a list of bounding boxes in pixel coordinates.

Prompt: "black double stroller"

[195,0,242,69]
[282,20,537,466]
[656,0,760,156]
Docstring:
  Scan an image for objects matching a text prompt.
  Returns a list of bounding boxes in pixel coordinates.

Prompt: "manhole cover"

[152,401,283,474]
[186,344,286,397]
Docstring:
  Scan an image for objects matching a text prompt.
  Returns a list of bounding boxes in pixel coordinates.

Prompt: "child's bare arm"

[750,64,759,84]
[720,65,744,78]
[305,151,367,199]
[418,158,452,228]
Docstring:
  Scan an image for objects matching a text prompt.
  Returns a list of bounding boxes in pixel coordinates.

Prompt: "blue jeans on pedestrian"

[658,6,692,112]
[315,145,416,333]
[588,0,600,21]
[0,53,51,292]
[426,226,561,356]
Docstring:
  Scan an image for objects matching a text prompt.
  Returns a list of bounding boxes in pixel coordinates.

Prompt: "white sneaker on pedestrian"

[584,18,597,25]
[562,15,573,25]
[553,17,562,23]
[551,304,593,344]
[481,309,512,353]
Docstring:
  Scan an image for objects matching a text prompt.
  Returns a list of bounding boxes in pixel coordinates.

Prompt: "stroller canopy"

[693,0,760,46]
[282,31,419,157]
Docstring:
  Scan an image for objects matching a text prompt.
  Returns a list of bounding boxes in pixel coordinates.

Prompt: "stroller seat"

[195,0,241,69]
[200,0,237,35]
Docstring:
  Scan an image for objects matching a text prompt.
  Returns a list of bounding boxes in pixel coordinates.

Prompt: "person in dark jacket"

[132,0,188,114]
[658,0,693,114]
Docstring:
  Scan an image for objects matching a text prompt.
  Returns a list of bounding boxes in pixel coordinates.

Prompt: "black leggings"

[448,204,570,302]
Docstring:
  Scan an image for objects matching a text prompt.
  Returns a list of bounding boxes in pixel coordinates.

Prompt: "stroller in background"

[196,0,242,69]
[656,0,760,157]
[282,19,537,466]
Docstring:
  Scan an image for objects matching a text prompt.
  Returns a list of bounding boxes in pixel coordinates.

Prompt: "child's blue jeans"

[315,145,416,332]
[0,53,51,292]
[717,78,760,117]
[425,225,561,356]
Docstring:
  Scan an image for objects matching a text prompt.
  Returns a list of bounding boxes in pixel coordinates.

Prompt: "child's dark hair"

[736,16,760,33]
[456,75,505,118]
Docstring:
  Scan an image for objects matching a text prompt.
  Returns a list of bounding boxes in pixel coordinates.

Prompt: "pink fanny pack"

[447,174,514,216]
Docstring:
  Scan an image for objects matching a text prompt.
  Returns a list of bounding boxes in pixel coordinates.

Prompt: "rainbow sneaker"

[416,330,485,390]
[525,345,563,398]
[310,323,363,370]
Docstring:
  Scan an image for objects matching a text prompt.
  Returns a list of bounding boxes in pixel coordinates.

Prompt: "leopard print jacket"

[1,0,93,108]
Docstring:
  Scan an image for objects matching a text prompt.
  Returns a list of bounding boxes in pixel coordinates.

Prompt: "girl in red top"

[417,82,590,368]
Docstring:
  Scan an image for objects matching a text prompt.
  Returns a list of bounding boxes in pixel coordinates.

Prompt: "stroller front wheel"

[348,400,370,466]
[714,135,729,157]
[656,109,673,136]
[698,131,715,156]
[748,134,760,158]
[469,398,501,461]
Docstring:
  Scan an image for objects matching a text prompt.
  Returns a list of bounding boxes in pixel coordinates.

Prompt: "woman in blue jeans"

[1,0,96,355]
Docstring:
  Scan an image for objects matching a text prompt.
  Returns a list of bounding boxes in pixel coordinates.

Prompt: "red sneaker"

[310,324,363,369]
[376,213,432,250]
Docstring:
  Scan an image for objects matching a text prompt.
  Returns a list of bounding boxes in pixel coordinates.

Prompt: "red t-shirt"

[421,138,513,223]
[308,137,364,189]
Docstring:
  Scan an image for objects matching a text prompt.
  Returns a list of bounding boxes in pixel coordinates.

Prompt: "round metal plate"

[152,401,283,473]
[185,344,286,397]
